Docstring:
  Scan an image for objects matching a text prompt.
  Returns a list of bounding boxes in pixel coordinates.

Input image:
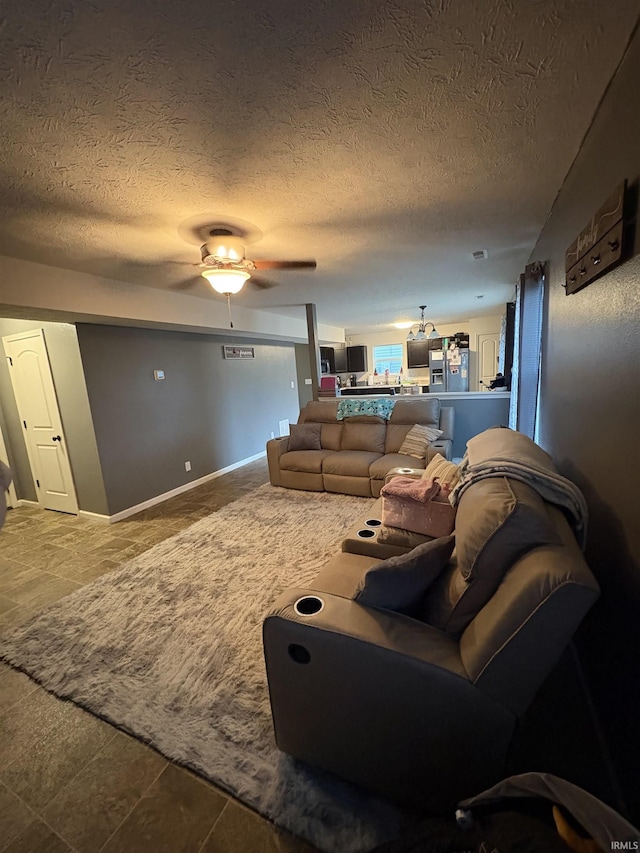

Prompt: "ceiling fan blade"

[249,275,277,290]
[169,277,200,291]
[252,259,316,271]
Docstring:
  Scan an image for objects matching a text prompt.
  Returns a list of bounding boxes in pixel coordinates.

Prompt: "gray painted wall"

[426,393,510,457]
[530,27,640,820]
[75,324,300,514]
[0,318,108,514]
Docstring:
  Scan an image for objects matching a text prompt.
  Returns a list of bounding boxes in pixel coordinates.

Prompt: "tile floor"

[0,459,318,853]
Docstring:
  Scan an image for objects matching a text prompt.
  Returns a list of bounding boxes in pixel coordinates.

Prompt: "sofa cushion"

[340,421,386,454]
[398,424,443,459]
[298,397,338,424]
[323,450,382,477]
[421,453,462,487]
[300,400,339,423]
[287,423,322,452]
[354,535,455,617]
[389,398,440,425]
[280,449,337,474]
[426,478,561,636]
[384,424,413,453]
[369,453,427,480]
[378,524,434,550]
[312,551,380,598]
[320,423,343,451]
[341,415,387,424]
[457,478,559,582]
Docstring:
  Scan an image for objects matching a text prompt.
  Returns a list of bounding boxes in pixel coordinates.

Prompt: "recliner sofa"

[263,435,600,811]
[266,397,454,497]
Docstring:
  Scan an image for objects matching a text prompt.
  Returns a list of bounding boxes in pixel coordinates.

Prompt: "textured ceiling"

[1,0,639,334]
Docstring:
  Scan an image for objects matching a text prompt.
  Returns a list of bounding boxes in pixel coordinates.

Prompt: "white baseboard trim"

[78,510,111,523]
[106,451,267,523]
[13,500,106,521]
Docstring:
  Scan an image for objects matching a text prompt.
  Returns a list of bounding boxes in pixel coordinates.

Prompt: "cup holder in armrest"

[356,528,377,539]
[398,467,416,474]
[294,595,325,616]
[364,518,382,527]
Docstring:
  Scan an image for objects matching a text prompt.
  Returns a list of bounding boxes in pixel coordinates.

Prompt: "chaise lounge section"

[266,397,454,497]
[263,429,600,810]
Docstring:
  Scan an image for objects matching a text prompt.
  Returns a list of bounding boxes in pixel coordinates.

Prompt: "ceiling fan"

[180,228,316,328]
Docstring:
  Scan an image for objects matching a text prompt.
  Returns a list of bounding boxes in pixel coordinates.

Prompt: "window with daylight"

[512,262,545,440]
[373,344,403,376]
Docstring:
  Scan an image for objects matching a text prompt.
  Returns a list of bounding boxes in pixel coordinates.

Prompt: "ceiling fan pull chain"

[227,293,234,328]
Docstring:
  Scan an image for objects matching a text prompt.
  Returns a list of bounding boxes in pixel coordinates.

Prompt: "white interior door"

[3,330,78,514]
[478,333,501,391]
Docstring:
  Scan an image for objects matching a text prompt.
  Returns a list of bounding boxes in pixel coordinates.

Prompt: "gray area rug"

[0,484,410,853]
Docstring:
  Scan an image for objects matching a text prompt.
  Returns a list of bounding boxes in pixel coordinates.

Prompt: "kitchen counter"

[339,389,510,400]
[339,385,418,396]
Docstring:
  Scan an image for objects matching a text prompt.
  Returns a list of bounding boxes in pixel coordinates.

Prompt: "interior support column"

[306,303,321,401]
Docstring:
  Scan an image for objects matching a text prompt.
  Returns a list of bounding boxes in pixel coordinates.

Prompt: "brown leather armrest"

[265,587,465,676]
[266,436,290,486]
[263,588,515,809]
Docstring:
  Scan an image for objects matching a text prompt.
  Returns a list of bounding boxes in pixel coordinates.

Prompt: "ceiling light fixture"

[201,234,247,266]
[406,305,439,341]
[201,268,250,295]
[201,268,251,329]
[199,230,253,327]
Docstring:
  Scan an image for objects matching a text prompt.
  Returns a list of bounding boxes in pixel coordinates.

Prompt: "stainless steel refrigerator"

[429,347,469,392]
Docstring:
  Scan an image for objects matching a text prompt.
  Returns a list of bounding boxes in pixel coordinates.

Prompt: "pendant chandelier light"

[406,305,439,341]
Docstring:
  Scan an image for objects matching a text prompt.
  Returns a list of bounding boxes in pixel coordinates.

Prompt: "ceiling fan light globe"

[201,268,250,294]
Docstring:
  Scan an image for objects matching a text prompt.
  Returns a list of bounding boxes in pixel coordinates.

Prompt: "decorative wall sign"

[222,345,255,359]
[564,181,626,294]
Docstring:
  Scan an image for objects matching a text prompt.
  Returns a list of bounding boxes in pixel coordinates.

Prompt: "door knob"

[52,435,61,442]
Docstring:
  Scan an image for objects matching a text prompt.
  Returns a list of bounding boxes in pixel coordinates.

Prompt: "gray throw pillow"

[354,535,455,617]
[287,423,322,451]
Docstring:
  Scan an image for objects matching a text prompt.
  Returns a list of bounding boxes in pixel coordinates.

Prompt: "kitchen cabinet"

[407,339,431,368]
[320,346,335,374]
[407,334,469,368]
[347,345,368,373]
[451,333,470,348]
[334,346,348,373]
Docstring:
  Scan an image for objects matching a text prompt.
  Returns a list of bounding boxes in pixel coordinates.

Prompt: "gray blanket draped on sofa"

[450,428,588,547]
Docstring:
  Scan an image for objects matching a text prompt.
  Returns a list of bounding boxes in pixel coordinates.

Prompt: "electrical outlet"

[184,461,191,472]
[270,432,275,439]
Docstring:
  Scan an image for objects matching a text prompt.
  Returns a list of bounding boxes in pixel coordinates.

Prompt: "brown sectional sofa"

[263,434,600,810]
[266,397,454,497]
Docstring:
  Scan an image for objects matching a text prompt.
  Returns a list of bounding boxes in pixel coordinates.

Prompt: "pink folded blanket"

[381,476,456,537]
[381,476,438,503]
